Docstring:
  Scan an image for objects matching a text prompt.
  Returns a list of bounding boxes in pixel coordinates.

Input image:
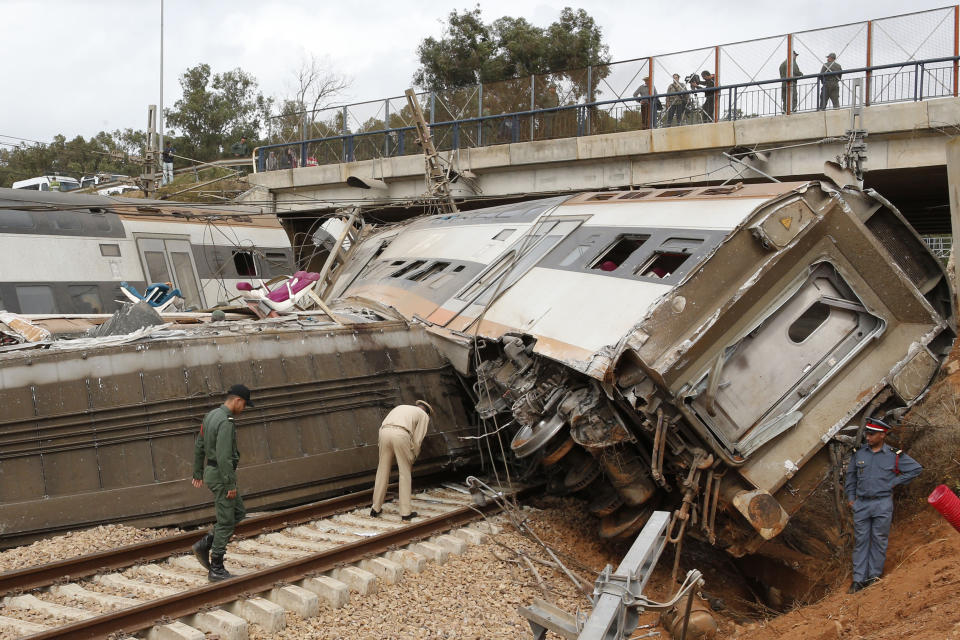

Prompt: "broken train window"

[232,250,257,277]
[637,237,703,279]
[590,234,651,271]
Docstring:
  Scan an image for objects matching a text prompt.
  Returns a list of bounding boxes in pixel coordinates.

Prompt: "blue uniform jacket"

[844,442,922,501]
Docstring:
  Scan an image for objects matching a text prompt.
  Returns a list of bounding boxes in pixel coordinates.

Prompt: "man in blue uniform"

[844,417,922,593]
[191,384,253,581]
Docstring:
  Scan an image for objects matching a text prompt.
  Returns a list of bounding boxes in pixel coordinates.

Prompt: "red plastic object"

[928,484,960,533]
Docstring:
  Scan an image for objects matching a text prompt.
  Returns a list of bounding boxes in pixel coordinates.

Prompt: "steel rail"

[22,487,526,640]
[0,473,454,595]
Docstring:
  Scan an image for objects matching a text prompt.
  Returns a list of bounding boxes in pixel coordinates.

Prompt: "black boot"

[370,508,381,518]
[401,511,419,521]
[192,533,213,571]
[208,552,233,582]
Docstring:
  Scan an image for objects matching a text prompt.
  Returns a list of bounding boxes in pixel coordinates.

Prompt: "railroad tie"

[133,563,208,587]
[235,539,304,559]
[430,534,468,555]
[265,584,319,618]
[329,566,378,595]
[299,576,350,609]
[2,593,94,621]
[453,527,488,545]
[225,597,287,633]
[93,573,180,599]
[146,620,206,640]
[262,532,334,553]
[0,614,49,635]
[359,556,405,584]
[50,583,140,609]
[289,525,360,544]
[185,609,248,640]
[385,549,428,573]
[407,540,449,563]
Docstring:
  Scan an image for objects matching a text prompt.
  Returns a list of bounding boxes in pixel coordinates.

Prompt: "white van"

[12,176,81,192]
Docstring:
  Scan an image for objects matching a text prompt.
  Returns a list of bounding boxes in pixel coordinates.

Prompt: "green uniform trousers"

[203,465,246,555]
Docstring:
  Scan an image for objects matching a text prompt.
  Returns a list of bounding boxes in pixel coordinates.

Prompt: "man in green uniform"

[779,51,802,113]
[191,384,253,581]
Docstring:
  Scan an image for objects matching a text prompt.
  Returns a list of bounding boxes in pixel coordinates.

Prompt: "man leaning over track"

[191,384,254,581]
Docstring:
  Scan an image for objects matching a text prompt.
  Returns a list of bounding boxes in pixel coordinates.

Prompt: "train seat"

[236,271,320,314]
[119,282,182,312]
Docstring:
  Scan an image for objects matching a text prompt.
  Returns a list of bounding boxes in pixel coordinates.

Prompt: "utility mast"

[141,105,160,196]
[404,89,458,214]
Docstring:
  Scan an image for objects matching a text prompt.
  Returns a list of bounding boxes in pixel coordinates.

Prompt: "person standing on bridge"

[700,71,718,122]
[779,51,802,113]
[161,143,175,186]
[191,384,254,581]
[665,74,688,127]
[844,417,922,593]
[818,53,843,110]
[370,400,433,521]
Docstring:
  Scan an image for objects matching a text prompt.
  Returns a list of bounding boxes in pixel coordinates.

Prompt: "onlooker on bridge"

[819,52,843,110]
[665,74,688,127]
[779,51,802,113]
[284,147,299,169]
[700,71,718,122]
[230,137,249,157]
[632,77,662,129]
[161,143,175,186]
[266,150,278,171]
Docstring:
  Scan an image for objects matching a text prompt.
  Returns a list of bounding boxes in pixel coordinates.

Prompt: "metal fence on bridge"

[255,5,960,172]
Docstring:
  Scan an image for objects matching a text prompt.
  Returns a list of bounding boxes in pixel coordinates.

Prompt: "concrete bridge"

[245,98,960,235]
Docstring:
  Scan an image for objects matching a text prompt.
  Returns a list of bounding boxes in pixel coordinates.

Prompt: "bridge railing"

[254,55,959,172]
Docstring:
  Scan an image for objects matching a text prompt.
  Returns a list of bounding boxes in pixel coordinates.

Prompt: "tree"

[267,55,349,143]
[0,131,143,188]
[413,6,610,93]
[165,63,273,162]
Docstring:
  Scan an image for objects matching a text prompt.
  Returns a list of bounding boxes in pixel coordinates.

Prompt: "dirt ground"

[715,349,960,640]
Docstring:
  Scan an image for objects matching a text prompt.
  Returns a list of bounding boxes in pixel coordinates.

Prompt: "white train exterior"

[329,181,954,559]
[0,188,293,315]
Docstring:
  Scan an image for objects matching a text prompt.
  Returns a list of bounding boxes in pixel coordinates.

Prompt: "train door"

[136,236,205,309]
[689,262,883,455]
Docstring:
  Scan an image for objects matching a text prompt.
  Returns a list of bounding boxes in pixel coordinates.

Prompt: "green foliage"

[165,63,273,162]
[0,131,143,188]
[414,6,610,92]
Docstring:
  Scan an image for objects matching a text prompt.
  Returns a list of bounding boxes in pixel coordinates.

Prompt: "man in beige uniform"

[370,400,432,520]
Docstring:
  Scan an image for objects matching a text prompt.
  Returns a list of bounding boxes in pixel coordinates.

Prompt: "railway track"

[0,479,522,640]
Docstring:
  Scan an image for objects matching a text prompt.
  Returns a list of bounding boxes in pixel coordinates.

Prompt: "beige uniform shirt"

[381,405,430,457]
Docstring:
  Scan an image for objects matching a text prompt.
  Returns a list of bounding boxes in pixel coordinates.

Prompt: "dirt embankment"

[727,347,960,640]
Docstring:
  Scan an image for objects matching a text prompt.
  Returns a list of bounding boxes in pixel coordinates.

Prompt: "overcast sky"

[0,0,952,144]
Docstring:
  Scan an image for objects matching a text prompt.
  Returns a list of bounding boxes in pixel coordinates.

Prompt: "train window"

[788,302,832,343]
[657,189,694,198]
[590,235,650,271]
[453,265,465,272]
[0,211,35,230]
[560,245,593,267]
[232,251,257,277]
[619,191,653,199]
[588,193,617,201]
[493,229,515,241]
[69,285,104,314]
[637,252,690,279]
[99,243,121,257]
[144,251,171,282]
[392,260,425,278]
[53,212,81,231]
[409,262,450,282]
[16,285,58,314]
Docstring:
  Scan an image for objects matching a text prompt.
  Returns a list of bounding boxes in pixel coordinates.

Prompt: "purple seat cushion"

[236,282,254,292]
[265,271,320,303]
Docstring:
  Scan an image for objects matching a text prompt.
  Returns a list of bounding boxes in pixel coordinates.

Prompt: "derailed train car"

[328,181,955,555]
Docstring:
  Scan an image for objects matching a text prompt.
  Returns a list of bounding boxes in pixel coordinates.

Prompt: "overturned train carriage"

[0,316,475,546]
[330,181,955,554]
